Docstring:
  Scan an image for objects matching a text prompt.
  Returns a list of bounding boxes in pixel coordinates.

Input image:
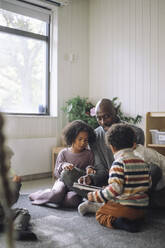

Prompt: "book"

[73,182,102,192]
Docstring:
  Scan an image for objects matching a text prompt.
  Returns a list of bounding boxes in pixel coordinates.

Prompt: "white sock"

[78,200,103,216]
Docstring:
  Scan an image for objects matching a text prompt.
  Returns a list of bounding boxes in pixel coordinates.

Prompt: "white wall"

[7,137,56,176]
[5,0,165,176]
[89,0,165,130]
[4,0,89,176]
[58,0,89,126]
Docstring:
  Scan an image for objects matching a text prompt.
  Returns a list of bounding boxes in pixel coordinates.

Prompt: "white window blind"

[27,0,71,7]
[0,0,51,22]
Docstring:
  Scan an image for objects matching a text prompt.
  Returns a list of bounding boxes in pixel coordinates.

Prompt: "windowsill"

[4,114,58,118]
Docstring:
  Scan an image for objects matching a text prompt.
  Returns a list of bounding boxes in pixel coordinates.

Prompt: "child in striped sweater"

[86,123,151,232]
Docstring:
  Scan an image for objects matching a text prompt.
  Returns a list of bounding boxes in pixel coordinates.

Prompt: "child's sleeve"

[88,161,124,203]
[54,150,73,178]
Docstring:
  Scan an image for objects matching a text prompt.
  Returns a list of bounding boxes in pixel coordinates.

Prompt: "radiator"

[7,137,57,176]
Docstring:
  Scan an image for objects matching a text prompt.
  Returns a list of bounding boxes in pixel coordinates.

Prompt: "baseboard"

[21,172,52,181]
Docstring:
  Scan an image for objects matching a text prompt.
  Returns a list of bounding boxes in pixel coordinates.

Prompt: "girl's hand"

[64,164,74,171]
[87,192,93,201]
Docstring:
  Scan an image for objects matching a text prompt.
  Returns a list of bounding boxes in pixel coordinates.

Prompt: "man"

[79,98,161,189]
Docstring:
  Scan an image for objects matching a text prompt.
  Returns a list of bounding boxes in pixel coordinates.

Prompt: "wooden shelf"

[148,144,165,148]
[148,112,165,118]
[146,112,165,156]
[148,112,165,117]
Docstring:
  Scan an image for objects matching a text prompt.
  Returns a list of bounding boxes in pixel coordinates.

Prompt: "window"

[0,0,51,115]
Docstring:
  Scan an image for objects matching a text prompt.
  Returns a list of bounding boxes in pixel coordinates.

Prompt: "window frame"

[0,7,51,116]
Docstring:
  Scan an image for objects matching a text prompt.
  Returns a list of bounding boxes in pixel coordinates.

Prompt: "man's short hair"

[105,123,136,150]
[95,98,116,117]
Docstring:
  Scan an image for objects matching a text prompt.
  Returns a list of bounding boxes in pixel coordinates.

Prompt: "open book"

[73,182,102,192]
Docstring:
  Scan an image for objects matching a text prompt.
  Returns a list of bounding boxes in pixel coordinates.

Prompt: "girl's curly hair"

[62,120,96,146]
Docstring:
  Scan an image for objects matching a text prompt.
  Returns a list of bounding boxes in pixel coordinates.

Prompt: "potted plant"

[62,96,98,129]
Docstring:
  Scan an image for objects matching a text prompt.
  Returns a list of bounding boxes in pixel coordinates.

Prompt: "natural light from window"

[0,8,49,114]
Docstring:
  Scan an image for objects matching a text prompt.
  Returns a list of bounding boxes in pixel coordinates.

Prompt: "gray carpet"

[0,194,165,248]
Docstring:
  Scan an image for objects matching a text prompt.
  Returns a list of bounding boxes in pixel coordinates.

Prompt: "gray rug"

[0,194,165,248]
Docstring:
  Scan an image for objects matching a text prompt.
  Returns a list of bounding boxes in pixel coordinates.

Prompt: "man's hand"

[86,167,96,175]
[63,164,74,171]
[87,192,93,201]
[78,175,92,185]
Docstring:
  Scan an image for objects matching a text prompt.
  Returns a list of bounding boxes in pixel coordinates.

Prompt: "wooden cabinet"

[146,112,165,156]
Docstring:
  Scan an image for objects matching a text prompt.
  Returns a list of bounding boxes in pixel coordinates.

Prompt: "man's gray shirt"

[90,124,145,186]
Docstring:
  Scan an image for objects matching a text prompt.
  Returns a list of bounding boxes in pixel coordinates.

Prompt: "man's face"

[96,109,114,132]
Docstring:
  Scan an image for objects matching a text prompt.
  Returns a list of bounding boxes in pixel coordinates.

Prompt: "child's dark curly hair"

[62,120,96,146]
[105,123,136,150]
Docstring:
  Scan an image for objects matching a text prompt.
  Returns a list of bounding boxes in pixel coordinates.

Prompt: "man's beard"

[102,121,114,132]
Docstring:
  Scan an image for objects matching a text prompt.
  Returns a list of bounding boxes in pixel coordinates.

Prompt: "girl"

[29,120,96,208]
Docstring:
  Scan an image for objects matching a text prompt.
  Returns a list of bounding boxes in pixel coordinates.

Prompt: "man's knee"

[149,186,165,208]
[150,163,162,190]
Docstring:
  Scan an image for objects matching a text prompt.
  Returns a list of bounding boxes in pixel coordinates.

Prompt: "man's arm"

[90,131,114,186]
[79,143,112,186]
[78,152,109,186]
[89,152,109,186]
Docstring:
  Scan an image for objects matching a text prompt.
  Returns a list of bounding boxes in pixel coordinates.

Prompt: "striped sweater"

[89,148,152,208]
